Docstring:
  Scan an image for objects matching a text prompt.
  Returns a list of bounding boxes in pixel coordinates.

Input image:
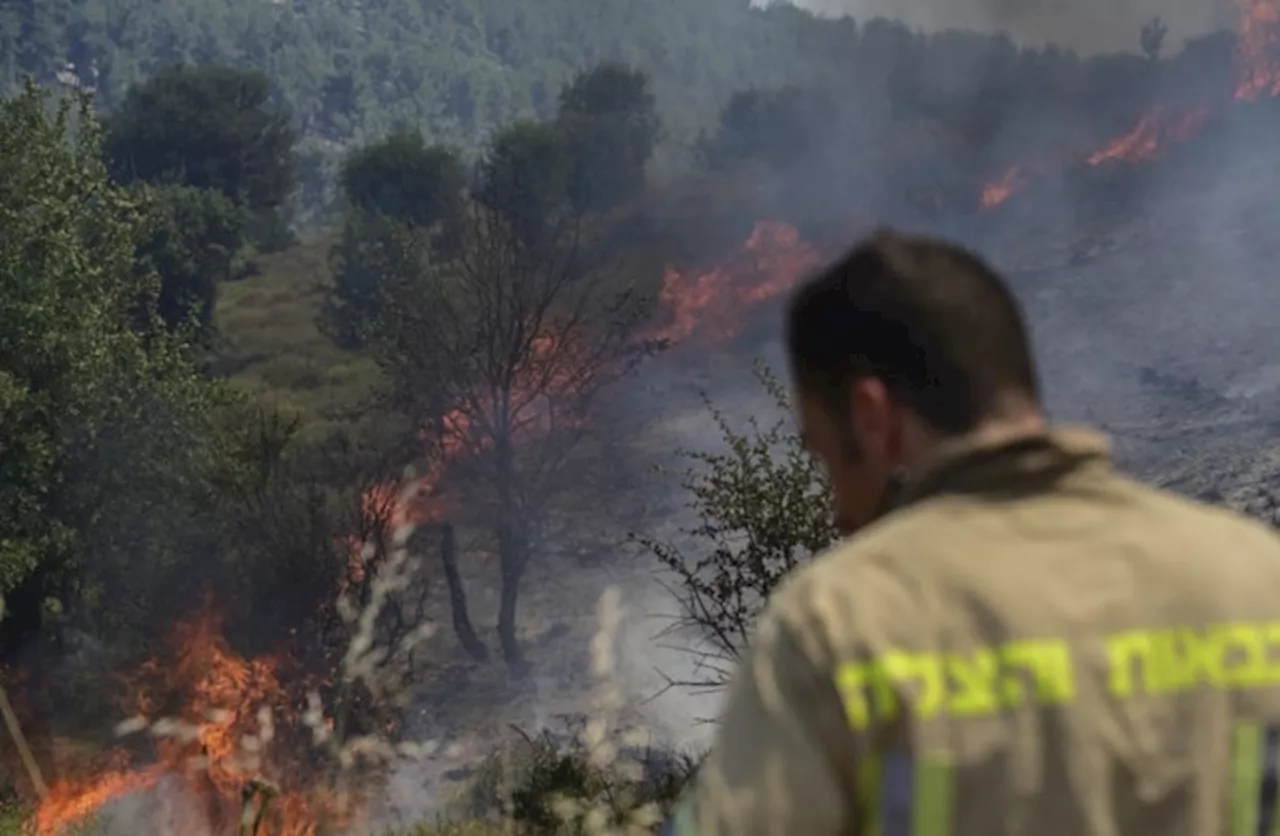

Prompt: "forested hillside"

[0,0,1213,220]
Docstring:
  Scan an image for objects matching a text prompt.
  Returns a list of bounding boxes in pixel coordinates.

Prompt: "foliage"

[102,63,296,253]
[697,86,833,169]
[0,0,1250,230]
[323,209,411,349]
[1141,17,1169,61]
[103,64,295,210]
[209,399,445,753]
[0,0,1208,154]
[134,183,247,335]
[634,364,836,688]
[339,131,466,233]
[556,63,660,213]
[474,119,575,249]
[325,133,467,345]
[0,82,228,632]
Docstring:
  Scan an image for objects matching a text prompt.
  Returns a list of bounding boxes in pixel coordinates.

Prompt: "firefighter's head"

[785,229,1044,536]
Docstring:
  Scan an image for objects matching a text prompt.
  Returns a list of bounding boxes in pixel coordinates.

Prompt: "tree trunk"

[439,522,488,661]
[493,425,531,677]
[496,525,529,678]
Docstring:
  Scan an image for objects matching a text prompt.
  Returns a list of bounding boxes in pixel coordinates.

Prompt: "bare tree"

[367,154,659,675]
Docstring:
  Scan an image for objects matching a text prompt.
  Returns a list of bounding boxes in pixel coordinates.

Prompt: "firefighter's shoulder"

[765,517,928,664]
[1110,474,1280,605]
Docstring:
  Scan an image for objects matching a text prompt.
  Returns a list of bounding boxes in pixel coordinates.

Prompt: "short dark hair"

[784,229,1039,435]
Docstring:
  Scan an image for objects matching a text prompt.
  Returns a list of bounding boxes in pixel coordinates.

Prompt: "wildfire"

[980,163,1031,209]
[1236,0,1280,99]
[349,327,605,559]
[981,0,1280,208]
[31,606,339,835]
[44,9,1278,826]
[648,220,823,344]
[1084,106,1210,166]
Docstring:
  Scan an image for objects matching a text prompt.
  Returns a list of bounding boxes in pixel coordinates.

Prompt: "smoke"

[382,0,1280,821]
[369,0,1280,818]
[93,777,214,836]
[791,0,1236,54]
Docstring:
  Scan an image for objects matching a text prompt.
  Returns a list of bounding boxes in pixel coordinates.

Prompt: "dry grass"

[213,233,387,444]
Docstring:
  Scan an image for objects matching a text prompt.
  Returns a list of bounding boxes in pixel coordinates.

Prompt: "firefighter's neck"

[898,394,1047,475]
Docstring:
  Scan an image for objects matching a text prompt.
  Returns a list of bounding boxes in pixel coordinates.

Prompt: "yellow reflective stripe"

[861,753,951,836]
[912,757,952,836]
[858,753,883,836]
[665,794,696,835]
[1231,723,1264,836]
[1265,727,1280,836]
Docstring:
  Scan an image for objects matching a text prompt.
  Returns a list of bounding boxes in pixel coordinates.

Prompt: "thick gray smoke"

[379,0,1280,824]
[794,0,1236,54]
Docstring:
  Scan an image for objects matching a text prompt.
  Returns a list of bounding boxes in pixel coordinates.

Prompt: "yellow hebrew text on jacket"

[834,622,1280,730]
[834,639,1074,729]
[1106,622,1280,696]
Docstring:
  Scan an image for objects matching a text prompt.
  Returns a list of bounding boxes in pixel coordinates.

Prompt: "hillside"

[1,0,1189,226]
[213,234,382,442]
[6,0,1280,829]
[177,94,1280,825]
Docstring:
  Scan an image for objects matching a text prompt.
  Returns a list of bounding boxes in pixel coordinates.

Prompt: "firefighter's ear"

[847,377,895,463]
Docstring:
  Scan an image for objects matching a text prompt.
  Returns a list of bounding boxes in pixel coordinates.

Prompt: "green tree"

[556,63,660,212]
[697,86,828,169]
[324,132,470,345]
[134,184,247,335]
[339,130,466,233]
[322,209,407,348]
[474,119,572,249]
[102,64,296,232]
[0,82,225,639]
[633,365,835,688]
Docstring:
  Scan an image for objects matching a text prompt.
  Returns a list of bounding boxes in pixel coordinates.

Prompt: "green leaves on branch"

[0,81,226,617]
[103,64,296,214]
[634,364,836,688]
[339,131,466,233]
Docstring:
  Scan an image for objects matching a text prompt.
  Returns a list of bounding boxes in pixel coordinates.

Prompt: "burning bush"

[11,455,456,835]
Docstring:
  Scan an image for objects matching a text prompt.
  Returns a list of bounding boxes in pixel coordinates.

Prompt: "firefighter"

[660,229,1280,835]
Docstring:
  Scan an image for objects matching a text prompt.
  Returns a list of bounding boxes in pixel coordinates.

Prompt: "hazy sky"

[792,0,1237,54]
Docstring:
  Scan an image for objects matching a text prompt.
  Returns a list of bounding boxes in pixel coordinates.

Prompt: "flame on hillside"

[1237,0,1280,99]
[648,221,823,344]
[981,0,1280,208]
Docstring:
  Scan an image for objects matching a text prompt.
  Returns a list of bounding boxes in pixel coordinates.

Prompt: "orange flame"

[1236,0,1280,99]
[981,164,1031,209]
[981,0,1279,208]
[648,221,823,344]
[1084,105,1210,166]
[31,606,341,835]
[352,330,598,546]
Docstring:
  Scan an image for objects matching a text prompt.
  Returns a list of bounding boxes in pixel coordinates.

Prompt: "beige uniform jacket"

[669,429,1280,835]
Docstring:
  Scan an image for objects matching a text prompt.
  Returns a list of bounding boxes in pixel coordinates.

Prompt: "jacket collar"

[900,426,1112,505]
